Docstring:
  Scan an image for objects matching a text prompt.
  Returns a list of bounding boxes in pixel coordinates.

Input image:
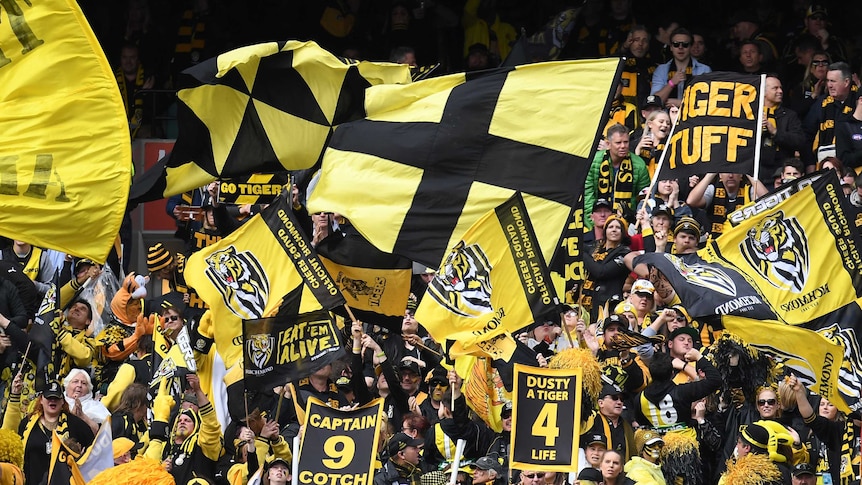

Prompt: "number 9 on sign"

[321,436,355,469]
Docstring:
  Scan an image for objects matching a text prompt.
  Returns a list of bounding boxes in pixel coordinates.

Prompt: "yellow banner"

[0,0,130,262]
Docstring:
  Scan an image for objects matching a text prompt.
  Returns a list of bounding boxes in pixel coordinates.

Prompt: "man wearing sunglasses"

[650,28,712,109]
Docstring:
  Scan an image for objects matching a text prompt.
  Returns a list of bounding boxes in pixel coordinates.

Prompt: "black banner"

[297,397,384,485]
[510,364,581,471]
[656,72,763,181]
[496,192,559,322]
[243,310,345,388]
[217,173,290,205]
[262,195,346,310]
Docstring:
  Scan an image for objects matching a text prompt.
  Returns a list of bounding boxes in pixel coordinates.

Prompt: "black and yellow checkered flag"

[130,40,411,203]
[308,59,621,268]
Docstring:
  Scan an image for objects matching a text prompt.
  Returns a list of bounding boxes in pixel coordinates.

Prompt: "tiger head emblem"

[740,211,809,293]
[664,253,738,297]
[427,242,493,318]
[204,246,270,319]
[246,333,275,370]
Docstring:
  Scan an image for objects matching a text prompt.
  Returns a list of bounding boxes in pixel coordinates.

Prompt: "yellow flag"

[0,0,130,262]
[185,194,343,367]
[415,193,559,358]
[706,172,862,324]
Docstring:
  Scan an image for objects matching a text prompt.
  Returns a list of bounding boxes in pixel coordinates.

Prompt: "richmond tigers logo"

[246,334,275,370]
[740,211,809,293]
[664,253,737,296]
[204,246,270,319]
[427,242,493,318]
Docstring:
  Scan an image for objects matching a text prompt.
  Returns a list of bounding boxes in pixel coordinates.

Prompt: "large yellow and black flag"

[706,170,862,324]
[415,193,560,359]
[308,59,621,269]
[0,0,131,262]
[185,191,345,367]
[654,72,764,182]
[129,41,411,203]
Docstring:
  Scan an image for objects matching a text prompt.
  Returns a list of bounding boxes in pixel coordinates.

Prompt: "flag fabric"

[77,418,114,483]
[707,170,862,324]
[298,397,384,481]
[455,355,512,433]
[722,314,858,413]
[47,431,86,485]
[316,232,412,332]
[308,58,621,268]
[654,72,764,182]
[129,40,411,203]
[416,193,560,358]
[632,251,778,320]
[243,310,345,389]
[32,271,61,389]
[0,0,131,262]
[185,192,345,366]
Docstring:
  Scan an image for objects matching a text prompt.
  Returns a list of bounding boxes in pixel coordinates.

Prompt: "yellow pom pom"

[547,348,603,403]
[89,457,175,485]
[0,429,24,468]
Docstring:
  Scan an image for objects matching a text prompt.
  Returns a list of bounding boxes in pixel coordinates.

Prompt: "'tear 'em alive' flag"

[243,310,345,389]
[308,58,621,269]
[185,191,345,366]
[416,193,560,359]
[654,72,764,182]
[0,0,131,262]
[129,40,411,203]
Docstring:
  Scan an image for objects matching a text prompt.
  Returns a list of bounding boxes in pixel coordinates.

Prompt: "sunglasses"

[603,394,623,401]
[674,316,687,322]
[758,398,777,406]
[164,315,181,322]
[811,60,829,66]
[524,474,545,479]
[429,380,449,388]
[671,41,690,48]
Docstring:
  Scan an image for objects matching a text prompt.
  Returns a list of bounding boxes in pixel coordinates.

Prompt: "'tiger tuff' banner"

[298,398,384,485]
[510,364,582,471]
[0,0,131,262]
[415,193,560,359]
[655,72,764,181]
[708,171,862,324]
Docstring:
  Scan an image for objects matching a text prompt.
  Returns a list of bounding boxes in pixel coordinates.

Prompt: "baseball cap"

[500,401,513,419]
[651,203,674,219]
[112,437,135,460]
[674,216,701,239]
[388,432,424,456]
[585,433,607,448]
[399,359,421,376]
[642,95,662,110]
[806,4,828,18]
[599,382,622,399]
[600,314,627,333]
[473,456,503,475]
[792,463,815,477]
[335,376,352,389]
[594,198,613,211]
[631,279,655,295]
[266,457,290,470]
[42,381,63,399]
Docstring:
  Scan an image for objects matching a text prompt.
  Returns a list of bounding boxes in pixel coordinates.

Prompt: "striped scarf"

[596,151,634,213]
[115,64,145,137]
[708,181,750,236]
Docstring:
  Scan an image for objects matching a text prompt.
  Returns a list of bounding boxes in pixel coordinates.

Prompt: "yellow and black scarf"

[708,181,751,236]
[19,246,42,282]
[638,142,665,179]
[814,85,859,149]
[667,62,693,97]
[596,151,634,213]
[23,411,69,450]
[174,9,206,64]
[115,64,145,137]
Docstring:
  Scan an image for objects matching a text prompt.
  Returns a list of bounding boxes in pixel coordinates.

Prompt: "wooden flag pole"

[274,381,289,423]
[560,311,575,348]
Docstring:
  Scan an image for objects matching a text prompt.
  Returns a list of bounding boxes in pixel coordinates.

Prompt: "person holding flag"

[687,172,768,239]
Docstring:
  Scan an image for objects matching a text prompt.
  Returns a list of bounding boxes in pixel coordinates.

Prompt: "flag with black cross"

[308,58,622,269]
[129,40,411,204]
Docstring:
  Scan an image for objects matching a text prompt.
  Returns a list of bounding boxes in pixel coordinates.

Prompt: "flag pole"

[343,304,359,323]
[274,381,288,423]
[243,390,250,428]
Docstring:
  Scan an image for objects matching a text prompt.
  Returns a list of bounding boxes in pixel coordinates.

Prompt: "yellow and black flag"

[129,40,411,203]
[308,59,621,268]
[316,232,412,332]
[0,0,131,262]
[243,310,345,389]
[654,72,764,181]
[706,170,862,324]
[185,191,345,367]
[416,193,560,358]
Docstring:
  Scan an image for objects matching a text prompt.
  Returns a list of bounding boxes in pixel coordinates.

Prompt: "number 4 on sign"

[532,403,559,446]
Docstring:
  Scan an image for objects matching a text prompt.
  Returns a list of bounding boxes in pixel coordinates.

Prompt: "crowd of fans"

[2,0,862,484]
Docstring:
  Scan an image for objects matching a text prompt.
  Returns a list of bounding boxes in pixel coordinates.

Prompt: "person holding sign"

[687,173,768,239]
